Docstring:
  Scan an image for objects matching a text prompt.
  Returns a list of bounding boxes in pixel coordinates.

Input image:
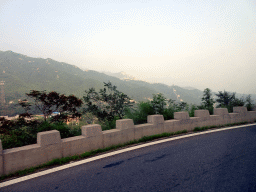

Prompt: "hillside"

[0,50,209,115]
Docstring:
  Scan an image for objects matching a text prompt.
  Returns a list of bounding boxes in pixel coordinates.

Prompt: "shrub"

[100,116,120,131]
[125,101,154,125]
[0,118,82,150]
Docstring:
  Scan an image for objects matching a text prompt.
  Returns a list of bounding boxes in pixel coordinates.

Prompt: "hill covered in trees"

[1,50,253,116]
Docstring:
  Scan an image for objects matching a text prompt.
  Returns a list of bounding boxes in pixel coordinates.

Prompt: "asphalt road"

[2,125,256,192]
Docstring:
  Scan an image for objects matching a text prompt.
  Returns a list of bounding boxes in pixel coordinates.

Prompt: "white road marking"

[0,123,255,188]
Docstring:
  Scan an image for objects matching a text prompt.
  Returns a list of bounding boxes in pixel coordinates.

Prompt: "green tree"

[215,90,236,112]
[231,97,245,107]
[151,93,168,114]
[125,101,150,125]
[176,102,188,111]
[83,82,133,123]
[245,94,254,111]
[188,104,198,117]
[24,90,83,122]
[162,99,177,120]
[201,88,215,114]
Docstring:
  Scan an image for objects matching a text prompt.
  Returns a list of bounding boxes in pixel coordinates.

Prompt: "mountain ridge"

[1,50,254,116]
[0,50,203,105]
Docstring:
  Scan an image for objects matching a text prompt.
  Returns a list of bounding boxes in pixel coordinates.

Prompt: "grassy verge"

[193,121,249,132]
[1,120,255,182]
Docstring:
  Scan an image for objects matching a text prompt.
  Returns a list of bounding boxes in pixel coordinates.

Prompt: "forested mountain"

[4,50,251,116]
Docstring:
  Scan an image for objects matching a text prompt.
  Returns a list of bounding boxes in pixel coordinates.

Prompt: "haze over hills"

[103,71,137,81]
[102,69,256,102]
[102,71,202,91]
[0,50,255,116]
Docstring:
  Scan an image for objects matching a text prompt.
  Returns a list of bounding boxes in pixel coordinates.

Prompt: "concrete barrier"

[104,119,135,147]
[213,108,231,125]
[0,107,256,176]
[62,124,103,157]
[134,123,154,140]
[248,111,256,122]
[194,110,219,127]
[173,112,199,131]
[233,106,247,114]
[164,119,180,133]
[4,130,62,175]
[147,115,165,134]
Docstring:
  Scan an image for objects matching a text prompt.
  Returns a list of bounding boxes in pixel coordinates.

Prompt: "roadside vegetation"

[0,83,255,151]
[0,90,83,148]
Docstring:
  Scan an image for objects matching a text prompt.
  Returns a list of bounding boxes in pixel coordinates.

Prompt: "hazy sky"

[1,0,256,94]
